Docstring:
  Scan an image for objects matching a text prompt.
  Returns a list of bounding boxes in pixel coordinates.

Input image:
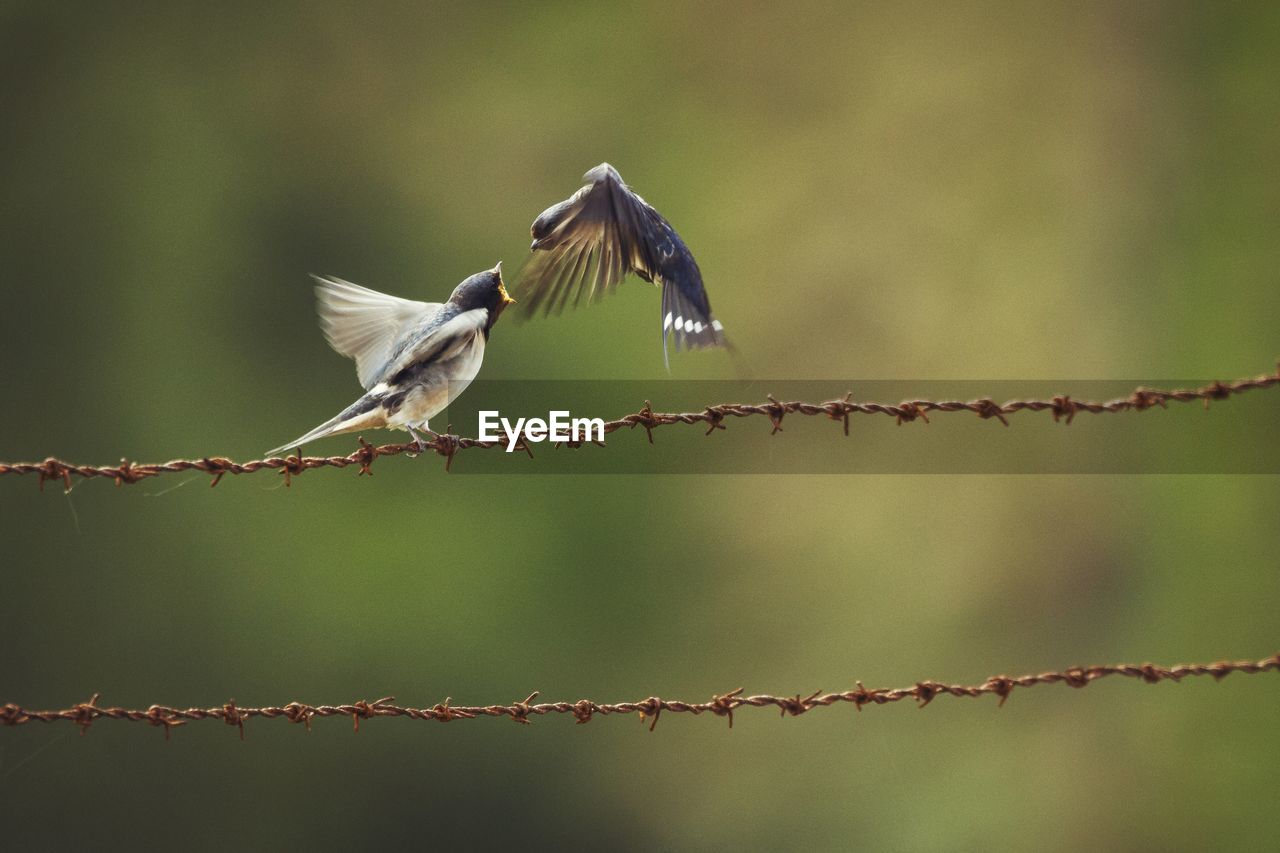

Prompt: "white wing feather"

[313,275,442,390]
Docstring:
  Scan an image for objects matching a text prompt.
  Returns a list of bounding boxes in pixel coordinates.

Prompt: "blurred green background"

[2,1,1278,849]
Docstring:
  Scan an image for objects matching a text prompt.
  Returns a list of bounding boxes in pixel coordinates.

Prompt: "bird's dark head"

[448,263,516,327]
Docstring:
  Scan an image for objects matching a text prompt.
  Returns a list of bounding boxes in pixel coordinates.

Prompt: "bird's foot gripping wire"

[405,425,440,456]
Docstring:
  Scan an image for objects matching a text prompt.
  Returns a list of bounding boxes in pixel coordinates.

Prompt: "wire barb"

[5,653,1275,737]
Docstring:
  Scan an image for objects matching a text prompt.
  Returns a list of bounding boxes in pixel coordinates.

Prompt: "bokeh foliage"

[2,2,1278,849]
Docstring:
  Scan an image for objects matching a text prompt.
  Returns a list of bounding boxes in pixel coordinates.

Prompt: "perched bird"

[267,264,515,455]
[518,163,726,367]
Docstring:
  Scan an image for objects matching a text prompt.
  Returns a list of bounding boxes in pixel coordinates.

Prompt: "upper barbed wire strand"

[1,367,1277,488]
[3,654,1276,738]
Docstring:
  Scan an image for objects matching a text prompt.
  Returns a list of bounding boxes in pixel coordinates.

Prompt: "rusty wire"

[1,367,1277,489]
[3,653,1276,739]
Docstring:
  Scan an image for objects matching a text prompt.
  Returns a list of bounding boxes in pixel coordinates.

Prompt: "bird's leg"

[405,423,441,455]
[405,426,429,455]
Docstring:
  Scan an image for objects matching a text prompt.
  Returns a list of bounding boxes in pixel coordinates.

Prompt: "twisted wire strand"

[3,654,1275,739]
[2,367,1277,488]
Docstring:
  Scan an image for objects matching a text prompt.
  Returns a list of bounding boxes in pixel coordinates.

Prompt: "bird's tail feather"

[660,283,727,369]
[266,397,387,456]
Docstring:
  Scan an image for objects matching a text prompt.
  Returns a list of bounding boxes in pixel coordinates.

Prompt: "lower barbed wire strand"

[3,653,1276,736]
[0,367,1277,488]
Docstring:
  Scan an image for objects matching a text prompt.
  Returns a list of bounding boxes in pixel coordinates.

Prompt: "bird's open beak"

[494,262,516,305]
[499,280,517,306]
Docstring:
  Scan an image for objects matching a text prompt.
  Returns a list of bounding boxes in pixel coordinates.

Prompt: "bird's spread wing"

[518,164,664,317]
[382,307,489,384]
[313,275,442,390]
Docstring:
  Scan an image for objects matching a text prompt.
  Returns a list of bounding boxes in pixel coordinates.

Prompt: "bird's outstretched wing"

[313,275,442,390]
[518,163,668,316]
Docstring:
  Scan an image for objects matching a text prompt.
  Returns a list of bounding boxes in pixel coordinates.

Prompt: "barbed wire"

[3,653,1275,739]
[2,366,1277,489]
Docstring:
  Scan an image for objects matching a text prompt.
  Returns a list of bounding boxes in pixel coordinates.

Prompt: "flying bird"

[518,163,726,367]
[267,265,515,455]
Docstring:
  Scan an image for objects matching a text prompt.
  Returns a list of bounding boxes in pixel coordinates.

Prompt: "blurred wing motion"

[313,275,442,390]
[518,163,726,365]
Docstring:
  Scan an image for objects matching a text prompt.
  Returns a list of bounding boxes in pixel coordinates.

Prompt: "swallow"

[267,264,515,455]
[517,163,727,367]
